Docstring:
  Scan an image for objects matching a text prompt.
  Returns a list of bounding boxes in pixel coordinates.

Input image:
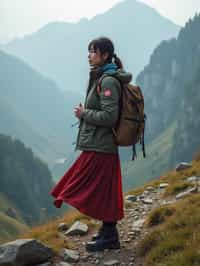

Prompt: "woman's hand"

[74,103,84,119]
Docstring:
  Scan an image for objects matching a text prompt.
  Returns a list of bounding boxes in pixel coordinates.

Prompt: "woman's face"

[88,45,108,67]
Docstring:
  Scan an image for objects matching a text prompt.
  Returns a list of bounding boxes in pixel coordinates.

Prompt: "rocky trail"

[1,163,199,266]
[50,183,182,266]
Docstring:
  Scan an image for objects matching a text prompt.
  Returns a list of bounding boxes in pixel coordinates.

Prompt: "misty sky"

[1,0,200,43]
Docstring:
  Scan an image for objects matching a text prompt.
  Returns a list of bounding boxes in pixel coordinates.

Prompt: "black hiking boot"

[91,224,105,241]
[86,222,120,252]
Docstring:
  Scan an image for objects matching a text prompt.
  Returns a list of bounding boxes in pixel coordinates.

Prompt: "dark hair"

[88,37,123,69]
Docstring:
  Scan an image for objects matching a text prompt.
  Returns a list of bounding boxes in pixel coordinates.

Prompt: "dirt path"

[51,188,167,266]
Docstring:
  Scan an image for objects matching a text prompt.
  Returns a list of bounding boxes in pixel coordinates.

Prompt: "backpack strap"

[132,145,137,160]
[140,113,147,159]
[96,73,123,144]
[96,73,109,95]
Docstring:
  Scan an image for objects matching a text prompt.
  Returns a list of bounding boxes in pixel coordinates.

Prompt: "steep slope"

[121,14,200,192]
[7,154,200,266]
[122,121,177,191]
[171,61,200,164]
[0,97,64,165]
[0,192,29,244]
[2,0,179,92]
[0,134,63,228]
[136,14,200,145]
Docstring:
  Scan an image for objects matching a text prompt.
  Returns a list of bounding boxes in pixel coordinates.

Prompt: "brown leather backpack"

[97,74,146,160]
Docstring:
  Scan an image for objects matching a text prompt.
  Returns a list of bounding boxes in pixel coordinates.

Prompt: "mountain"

[0,50,82,166]
[2,0,179,93]
[121,14,200,190]
[171,60,200,164]
[136,14,200,147]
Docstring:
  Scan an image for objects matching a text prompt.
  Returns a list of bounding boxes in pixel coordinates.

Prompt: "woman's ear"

[102,52,109,62]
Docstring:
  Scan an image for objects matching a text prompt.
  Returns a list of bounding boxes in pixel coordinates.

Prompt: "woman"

[50,37,132,252]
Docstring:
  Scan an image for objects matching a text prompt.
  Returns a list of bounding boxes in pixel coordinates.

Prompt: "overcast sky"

[1,0,200,43]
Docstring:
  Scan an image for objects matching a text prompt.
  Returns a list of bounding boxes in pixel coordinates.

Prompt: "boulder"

[0,239,53,266]
[64,221,88,236]
[176,162,192,171]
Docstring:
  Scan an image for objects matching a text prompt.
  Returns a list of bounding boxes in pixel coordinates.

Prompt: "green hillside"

[122,121,177,191]
[0,134,63,228]
[0,193,28,244]
[0,212,29,245]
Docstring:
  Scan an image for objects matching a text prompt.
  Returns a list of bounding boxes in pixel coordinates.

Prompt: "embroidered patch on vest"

[104,88,112,97]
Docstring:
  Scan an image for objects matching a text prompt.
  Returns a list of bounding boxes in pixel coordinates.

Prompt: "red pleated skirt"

[49,151,124,221]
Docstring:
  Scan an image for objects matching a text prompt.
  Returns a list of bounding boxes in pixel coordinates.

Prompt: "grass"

[146,205,175,227]
[17,208,99,254]
[122,121,177,191]
[135,157,200,266]
[125,155,200,199]
[0,192,29,244]
[0,212,28,244]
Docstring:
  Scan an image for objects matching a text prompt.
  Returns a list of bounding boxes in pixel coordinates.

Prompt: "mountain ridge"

[2,0,180,92]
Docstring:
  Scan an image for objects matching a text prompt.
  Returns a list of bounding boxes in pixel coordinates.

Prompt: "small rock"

[159,183,169,188]
[146,186,155,191]
[137,195,145,201]
[161,199,176,205]
[36,263,51,266]
[176,162,192,171]
[82,254,91,262]
[94,252,104,259]
[129,257,135,262]
[142,198,153,204]
[114,249,120,253]
[57,262,72,266]
[176,186,198,199]
[186,176,200,183]
[94,259,100,264]
[58,223,68,232]
[125,195,137,202]
[143,190,150,195]
[132,218,145,228]
[5,207,17,219]
[103,259,120,265]
[59,248,79,263]
[64,220,88,236]
[124,238,131,243]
